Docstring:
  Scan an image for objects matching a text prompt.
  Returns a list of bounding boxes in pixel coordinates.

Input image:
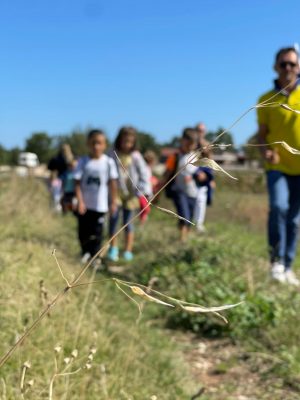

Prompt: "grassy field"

[0,176,194,399]
[1,171,300,399]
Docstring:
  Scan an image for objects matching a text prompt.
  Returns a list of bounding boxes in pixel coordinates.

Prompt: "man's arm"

[257,123,280,164]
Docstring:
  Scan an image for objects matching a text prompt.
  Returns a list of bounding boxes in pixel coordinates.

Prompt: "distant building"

[212,151,237,165]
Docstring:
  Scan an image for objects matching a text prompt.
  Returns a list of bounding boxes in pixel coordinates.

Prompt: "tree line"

[0,127,247,166]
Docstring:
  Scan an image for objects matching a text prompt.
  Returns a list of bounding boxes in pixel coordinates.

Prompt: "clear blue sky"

[1,0,300,149]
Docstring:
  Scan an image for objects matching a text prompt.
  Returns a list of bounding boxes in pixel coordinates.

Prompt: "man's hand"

[265,149,280,164]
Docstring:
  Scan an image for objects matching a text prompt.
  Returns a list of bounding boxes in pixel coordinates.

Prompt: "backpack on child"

[165,153,180,198]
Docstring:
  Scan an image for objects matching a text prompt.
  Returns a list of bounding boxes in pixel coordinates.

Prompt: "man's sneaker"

[285,270,300,286]
[107,246,119,262]
[270,262,286,283]
[123,251,133,261]
[81,252,91,265]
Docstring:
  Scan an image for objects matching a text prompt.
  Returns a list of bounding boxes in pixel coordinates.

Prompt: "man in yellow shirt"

[257,47,300,285]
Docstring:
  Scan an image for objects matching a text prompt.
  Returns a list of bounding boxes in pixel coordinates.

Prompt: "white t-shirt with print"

[74,155,118,212]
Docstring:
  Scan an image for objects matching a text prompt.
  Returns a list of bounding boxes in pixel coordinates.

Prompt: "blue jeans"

[172,192,196,227]
[109,207,134,235]
[267,170,300,269]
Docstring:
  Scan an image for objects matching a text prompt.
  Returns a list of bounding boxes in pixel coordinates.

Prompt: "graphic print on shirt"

[86,174,101,187]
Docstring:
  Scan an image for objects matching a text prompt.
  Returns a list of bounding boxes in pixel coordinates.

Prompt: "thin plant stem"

[52,249,70,287]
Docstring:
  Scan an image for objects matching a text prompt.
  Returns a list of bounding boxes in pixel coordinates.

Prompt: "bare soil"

[175,333,300,400]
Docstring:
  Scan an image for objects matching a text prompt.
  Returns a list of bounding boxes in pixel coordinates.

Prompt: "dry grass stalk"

[1,378,7,400]
[130,286,174,307]
[51,249,70,287]
[39,280,48,306]
[20,361,31,398]
[191,157,238,180]
[100,364,108,398]
[154,206,195,225]
[246,140,300,155]
[115,279,243,323]
[280,103,300,114]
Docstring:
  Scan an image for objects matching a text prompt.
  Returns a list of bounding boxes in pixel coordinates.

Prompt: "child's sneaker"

[81,252,91,265]
[196,224,206,233]
[107,246,119,262]
[123,251,133,261]
[92,257,103,271]
[285,270,300,286]
[270,262,286,283]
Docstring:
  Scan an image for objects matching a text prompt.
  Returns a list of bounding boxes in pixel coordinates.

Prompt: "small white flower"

[23,361,31,369]
[54,345,62,354]
[71,349,78,358]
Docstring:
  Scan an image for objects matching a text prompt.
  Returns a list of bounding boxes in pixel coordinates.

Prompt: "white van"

[18,152,39,168]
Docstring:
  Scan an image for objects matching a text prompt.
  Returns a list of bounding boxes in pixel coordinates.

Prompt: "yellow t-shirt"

[257,85,300,175]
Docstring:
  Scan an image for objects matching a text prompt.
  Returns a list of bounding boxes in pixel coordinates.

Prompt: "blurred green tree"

[0,145,9,165]
[136,131,160,154]
[25,132,54,163]
[55,131,88,157]
[0,145,22,165]
[243,133,262,164]
[161,136,180,148]
[8,147,21,165]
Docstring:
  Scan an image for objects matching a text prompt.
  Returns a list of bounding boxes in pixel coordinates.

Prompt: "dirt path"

[175,333,300,400]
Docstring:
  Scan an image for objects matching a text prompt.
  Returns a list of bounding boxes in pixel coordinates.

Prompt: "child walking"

[74,130,118,264]
[61,158,78,214]
[139,150,159,223]
[108,126,152,261]
[163,128,202,241]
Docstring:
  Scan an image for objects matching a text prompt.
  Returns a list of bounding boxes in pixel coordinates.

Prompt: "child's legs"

[77,212,92,255]
[187,196,196,222]
[172,192,192,241]
[109,207,120,247]
[86,211,105,257]
[194,187,208,226]
[123,208,134,252]
[172,192,194,223]
[50,179,62,207]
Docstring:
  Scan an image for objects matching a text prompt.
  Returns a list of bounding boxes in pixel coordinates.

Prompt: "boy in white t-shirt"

[74,130,118,264]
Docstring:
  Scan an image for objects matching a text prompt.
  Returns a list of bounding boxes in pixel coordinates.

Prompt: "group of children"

[50,125,215,265]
